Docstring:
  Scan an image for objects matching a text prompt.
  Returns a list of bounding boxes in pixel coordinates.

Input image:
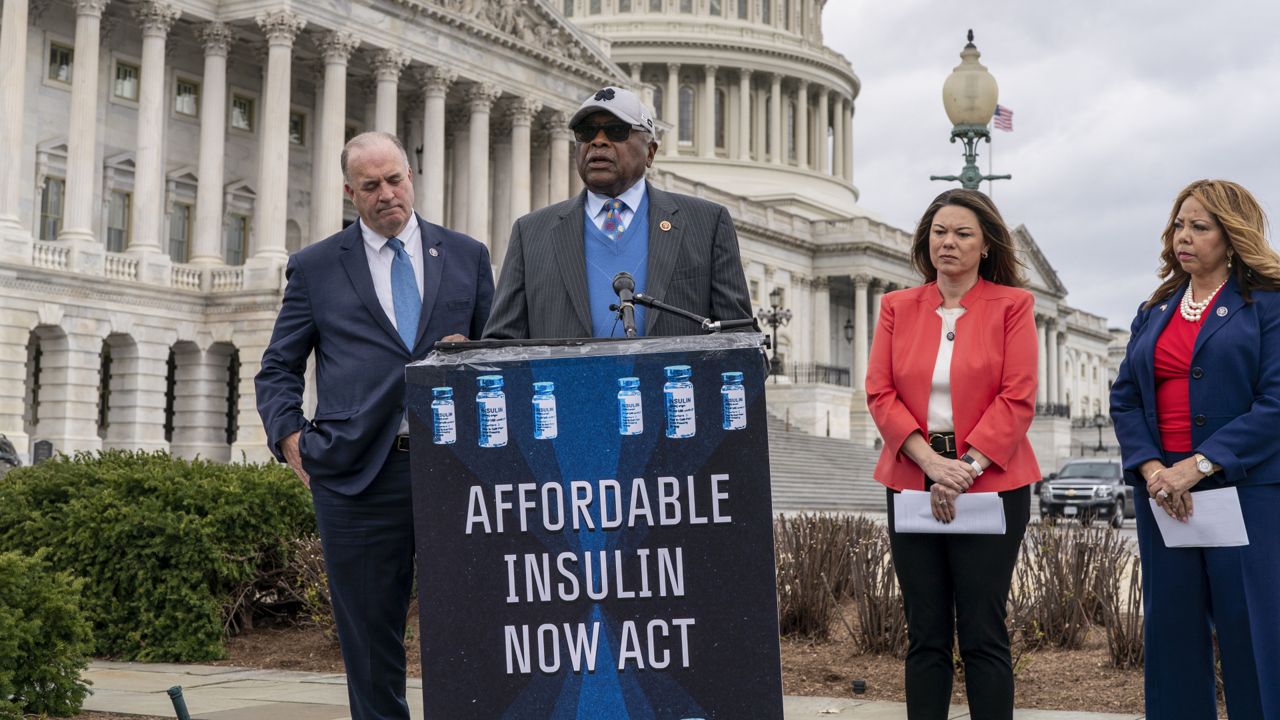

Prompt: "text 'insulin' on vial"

[617,377,643,436]
[664,365,696,439]
[476,375,508,448]
[431,387,456,445]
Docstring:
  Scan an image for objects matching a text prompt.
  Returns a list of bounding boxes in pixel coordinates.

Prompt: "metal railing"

[785,362,851,387]
[1036,402,1071,417]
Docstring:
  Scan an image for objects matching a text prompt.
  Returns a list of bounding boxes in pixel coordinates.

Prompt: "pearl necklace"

[1179,279,1227,322]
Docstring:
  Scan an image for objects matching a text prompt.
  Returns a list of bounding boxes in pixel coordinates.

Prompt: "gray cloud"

[826,0,1280,326]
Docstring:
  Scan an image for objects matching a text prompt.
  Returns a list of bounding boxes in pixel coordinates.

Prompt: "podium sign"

[406,334,783,719]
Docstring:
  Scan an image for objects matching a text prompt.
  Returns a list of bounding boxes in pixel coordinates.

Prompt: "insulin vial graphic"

[531,381,558,440]
[617,377,644,436]
[663,365,696,439]
[721,371,747,430]
[475,375,508,448]
[431,387,456,445]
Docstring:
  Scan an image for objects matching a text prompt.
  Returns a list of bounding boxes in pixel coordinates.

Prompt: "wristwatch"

[960,453,984,477]
[1194,453,1214,477]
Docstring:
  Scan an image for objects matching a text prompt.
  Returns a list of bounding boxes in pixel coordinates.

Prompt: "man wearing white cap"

[484,86,752,339]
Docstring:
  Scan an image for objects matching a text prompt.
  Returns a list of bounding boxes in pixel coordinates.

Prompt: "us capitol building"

[0,0,1115,469]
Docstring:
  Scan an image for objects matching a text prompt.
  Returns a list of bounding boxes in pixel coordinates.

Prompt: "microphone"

[612,271,639,337]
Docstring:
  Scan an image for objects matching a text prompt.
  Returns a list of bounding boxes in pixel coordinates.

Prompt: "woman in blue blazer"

[1111,179,1280,718]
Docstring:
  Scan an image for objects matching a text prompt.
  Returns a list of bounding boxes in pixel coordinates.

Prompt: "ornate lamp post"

[756,286,791,381]
[1093,413,1107,453]
[929,30,1011,190]
[843,316,854,344]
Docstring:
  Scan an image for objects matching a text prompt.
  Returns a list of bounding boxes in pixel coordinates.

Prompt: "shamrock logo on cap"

[594,88,616,102]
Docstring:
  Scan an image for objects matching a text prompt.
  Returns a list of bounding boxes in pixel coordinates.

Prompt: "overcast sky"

[823,0,1280,327]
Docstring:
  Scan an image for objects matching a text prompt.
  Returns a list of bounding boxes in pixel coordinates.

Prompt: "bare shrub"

[775,513,857,640]
[1010,523,1129,650]
[277,534,336,638]
[1098,550,1144,669]
[847,517,907,657]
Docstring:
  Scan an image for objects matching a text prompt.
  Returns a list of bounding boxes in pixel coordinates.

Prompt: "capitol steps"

[765,413,885,513]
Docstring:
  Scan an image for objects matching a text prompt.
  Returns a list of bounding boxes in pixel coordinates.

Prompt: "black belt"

[927,432,956,454]
[393,435,411,452]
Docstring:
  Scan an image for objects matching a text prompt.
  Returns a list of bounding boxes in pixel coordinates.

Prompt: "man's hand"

[442,334,468,342]
[280,431,311,488]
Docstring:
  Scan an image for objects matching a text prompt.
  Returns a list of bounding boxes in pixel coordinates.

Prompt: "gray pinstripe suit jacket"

[483,185,754,339]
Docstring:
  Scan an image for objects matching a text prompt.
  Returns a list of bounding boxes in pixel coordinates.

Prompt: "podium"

[405,333,784,719]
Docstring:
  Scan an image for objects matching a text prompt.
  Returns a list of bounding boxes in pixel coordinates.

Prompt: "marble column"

[832,93,845,180]
[629,63,641,85]
[811,276,830,365]
[700,65,717,158]
[59,0,110,247]
[1035,318,1048,406]
[447,109,469,230]
[1056,334,1067,405]
[313,32,358,237]
[548,112,571,204]
[664,63,679,157]
[170,344,231,461]
[870,282,884,336]
[0,0,30,250]
[191,22,234,267]
[753,84,766,162]
[38,331,105,453]
[531,135,550,211]
[1046,320,1059,407]
[508,98,541,226]
[419,67,454,222]
[372,48,408,136]
[852,276,869,392]
[768,73,783,165]
[466,82,499,246]
[736,69,752,161]
[250,10,306,268]
[794,79,809,169]
[816,88,829,174]
[128,1,181,258]
[842,98,854,181]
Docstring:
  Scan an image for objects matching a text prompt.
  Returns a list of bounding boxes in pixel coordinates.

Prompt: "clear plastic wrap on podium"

[406,333,783,719]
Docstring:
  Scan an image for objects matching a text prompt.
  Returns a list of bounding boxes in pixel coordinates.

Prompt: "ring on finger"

[1157,489,1170,500]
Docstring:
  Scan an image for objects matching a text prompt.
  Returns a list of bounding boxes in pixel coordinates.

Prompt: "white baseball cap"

[568,86,656,134]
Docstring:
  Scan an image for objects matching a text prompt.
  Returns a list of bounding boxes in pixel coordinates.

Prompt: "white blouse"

[927,306,966,432]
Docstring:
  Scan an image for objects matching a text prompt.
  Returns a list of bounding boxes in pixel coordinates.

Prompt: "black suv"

[1038,458,1134,528]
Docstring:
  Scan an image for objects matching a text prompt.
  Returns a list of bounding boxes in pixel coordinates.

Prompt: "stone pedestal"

[764,382,854,440]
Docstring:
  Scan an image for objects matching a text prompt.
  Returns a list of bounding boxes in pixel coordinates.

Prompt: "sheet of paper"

[893,489,1007,534]
[1149,486,1249,548]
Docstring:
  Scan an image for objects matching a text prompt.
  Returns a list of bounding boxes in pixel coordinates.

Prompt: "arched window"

[738,0,748,19]
[225,348,240,445]
[680,0,692,11]
[678,84,695,146]
[649,0,663,10]
[563,0,574,16]
[783,0,791,29]
[762,0,771,24]
[590,0,601,13]
[97,341,112,440]
[619,0,632,10]
[715,88,727,150]
[710,0,722,15]
[652,84,664,121]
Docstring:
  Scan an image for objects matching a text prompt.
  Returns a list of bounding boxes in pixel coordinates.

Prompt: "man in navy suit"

[256,132,493,720]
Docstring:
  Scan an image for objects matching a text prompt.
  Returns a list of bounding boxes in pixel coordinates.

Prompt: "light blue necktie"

[385,237,420,350]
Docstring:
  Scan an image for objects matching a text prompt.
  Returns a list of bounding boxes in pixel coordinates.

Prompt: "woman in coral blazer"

[866,189,1040,720]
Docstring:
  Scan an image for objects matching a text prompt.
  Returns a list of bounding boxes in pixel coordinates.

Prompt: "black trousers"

[886,483,1030,720]
[311,449,416,720]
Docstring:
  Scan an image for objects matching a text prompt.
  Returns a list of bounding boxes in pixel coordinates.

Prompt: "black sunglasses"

[573,123,636,143]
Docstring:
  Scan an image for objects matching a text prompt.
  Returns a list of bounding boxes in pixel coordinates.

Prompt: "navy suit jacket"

[1110,275,1280,487]
[256,215,493,495]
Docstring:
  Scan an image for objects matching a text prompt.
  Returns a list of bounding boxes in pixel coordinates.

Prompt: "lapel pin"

[1217,306,1228,317]
[429,247,439,257]
[659,220,672,232]
[1159,304,1167,311]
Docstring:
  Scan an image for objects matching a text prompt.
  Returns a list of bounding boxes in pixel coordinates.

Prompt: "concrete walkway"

[82,661,1144,720]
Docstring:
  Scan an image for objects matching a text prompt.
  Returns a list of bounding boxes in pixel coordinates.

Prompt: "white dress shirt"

[359,215,423,436]
[360,214,425,331]
[927,306,966,433]
[584,178,647,235]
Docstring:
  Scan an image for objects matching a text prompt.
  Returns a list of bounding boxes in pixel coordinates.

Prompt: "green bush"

[0,550,93,719]
[0,450,314,662]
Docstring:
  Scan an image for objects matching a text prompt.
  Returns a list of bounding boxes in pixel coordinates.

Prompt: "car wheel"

[1110,499,1125,529]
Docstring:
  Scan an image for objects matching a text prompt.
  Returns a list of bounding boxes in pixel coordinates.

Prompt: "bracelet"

[960,453,984,476]
[1146,468,1164,482]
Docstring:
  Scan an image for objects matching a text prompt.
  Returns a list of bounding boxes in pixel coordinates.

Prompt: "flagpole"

[988,122,994,198]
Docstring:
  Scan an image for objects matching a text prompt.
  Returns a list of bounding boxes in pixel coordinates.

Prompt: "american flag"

[993,104,1014,132]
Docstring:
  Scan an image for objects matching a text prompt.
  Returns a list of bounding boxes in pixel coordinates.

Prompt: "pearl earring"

[1227,253,1234,269]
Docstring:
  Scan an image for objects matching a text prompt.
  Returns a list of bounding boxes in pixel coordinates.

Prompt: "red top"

[1153,287,1223,451]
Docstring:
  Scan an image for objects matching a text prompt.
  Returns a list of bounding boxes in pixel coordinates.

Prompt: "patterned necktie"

[385,237,420,350]
[602,198,626,241]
